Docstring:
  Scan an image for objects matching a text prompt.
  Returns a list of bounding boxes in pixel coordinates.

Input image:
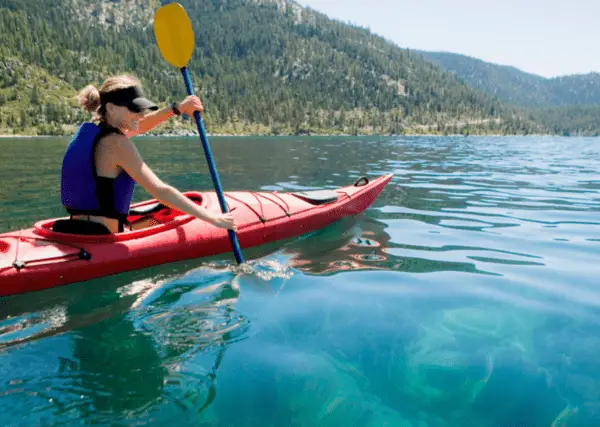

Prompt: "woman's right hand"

[209,212,237,230]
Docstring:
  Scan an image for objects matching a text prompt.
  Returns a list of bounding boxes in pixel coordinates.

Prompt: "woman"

[58,74,236,234]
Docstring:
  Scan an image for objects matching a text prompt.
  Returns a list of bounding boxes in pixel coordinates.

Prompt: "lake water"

[1,134,600,426]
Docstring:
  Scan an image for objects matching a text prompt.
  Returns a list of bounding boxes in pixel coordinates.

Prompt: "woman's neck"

[103,115,125,133]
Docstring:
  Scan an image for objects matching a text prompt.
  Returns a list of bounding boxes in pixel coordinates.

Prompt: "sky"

[294,0,600,78]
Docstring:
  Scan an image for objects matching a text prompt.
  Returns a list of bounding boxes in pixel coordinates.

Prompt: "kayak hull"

[0,174,392,296]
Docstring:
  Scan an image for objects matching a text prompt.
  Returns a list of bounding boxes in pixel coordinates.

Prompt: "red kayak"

[0,174,392,296]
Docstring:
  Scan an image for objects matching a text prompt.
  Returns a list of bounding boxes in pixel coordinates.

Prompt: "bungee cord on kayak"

[254,192,292,217]
[258,192,292,217]
[0,234,92,273]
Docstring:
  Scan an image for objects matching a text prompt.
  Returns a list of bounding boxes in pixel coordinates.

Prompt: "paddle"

[153,2,245,264]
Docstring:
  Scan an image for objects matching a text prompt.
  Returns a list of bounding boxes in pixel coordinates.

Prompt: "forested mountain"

[526,105,600,136]
[417,51,551,108]
[419,50,600,108]
[0,0,544,136]
[549,74,600,106]
[419,50,600,135]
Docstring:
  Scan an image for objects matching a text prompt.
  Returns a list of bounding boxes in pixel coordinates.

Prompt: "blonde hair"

[77,74,142,120]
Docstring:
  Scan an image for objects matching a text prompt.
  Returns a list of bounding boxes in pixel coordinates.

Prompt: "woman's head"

[77,74,158,131]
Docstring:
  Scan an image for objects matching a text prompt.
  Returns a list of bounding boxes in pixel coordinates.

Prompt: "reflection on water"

[285,216,394,275]
[1,135,600,426]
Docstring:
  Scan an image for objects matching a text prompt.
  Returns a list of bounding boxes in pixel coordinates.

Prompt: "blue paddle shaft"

[180,67,245,264]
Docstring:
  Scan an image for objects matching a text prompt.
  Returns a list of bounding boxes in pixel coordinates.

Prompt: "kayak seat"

[291,190,339,205]
[52,219,111,235]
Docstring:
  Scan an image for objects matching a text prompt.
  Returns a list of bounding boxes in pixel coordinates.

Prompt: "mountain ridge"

[418,49,600,108]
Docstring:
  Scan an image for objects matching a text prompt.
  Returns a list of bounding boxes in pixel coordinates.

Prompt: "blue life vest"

[60,122,136,220]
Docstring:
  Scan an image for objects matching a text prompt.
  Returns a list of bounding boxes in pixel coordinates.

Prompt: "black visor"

[100,86,158,113]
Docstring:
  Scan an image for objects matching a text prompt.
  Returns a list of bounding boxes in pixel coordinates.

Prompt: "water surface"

[1,135,600,426]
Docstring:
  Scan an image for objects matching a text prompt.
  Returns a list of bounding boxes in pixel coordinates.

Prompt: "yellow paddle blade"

[154,3,195,68]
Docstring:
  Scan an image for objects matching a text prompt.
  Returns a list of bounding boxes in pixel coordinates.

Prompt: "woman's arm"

[109,134,236,230]
[125,95,204,138]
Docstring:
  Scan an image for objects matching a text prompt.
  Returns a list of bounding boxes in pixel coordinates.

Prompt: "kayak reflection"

[284,216,394,275]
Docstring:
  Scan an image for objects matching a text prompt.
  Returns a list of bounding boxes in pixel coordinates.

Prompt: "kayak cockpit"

[125,193,203,225]
[32,192,205,242]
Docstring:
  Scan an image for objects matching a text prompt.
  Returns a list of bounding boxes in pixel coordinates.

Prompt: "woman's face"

[107,104,146,131]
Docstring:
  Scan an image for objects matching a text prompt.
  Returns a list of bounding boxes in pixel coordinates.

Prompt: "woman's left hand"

[178,95,204,116]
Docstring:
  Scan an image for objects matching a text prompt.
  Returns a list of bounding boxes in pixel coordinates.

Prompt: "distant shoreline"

[0,134,36,138]
[0,132,570,138]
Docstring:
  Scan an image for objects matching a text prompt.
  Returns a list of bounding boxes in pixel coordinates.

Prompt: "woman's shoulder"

[100,132,139,157]
[96,130,132,156]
